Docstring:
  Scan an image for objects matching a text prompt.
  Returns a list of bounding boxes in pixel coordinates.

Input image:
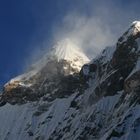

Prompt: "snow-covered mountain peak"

[50,38,89,62]
[3,38,89,98]
[1,22,140,140]
[118,21,140,44]
[130,20,140,35]
[132,21,140,29]
[29,38,89,74]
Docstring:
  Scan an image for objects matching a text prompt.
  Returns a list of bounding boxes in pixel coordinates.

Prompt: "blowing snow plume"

[52,14,116,58]
[50,0,140,59]
[25,0,140,70]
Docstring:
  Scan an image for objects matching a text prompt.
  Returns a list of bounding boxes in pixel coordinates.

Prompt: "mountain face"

[1,39,89,105]
[0,21,140,140]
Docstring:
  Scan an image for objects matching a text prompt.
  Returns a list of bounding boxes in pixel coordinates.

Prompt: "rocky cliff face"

[0,22,140,140]
[1,39,89,105]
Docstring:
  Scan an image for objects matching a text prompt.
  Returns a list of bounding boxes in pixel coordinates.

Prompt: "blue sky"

[0,0,140,88]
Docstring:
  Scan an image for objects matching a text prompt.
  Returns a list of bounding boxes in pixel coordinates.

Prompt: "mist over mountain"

[0,21,140,140]
[1,0,140,88]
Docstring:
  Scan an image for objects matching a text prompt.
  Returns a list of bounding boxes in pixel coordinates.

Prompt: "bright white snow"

[5,38,89,86]
[51,38,89,62]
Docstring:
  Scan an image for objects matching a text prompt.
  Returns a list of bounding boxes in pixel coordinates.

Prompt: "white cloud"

[50,1,139,58]
[26,0,140,68]
[52,13,116,58]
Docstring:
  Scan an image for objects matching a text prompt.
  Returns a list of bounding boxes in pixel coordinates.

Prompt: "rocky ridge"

[0,21,140,140]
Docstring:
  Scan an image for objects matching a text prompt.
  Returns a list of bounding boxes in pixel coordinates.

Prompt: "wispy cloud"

[50,0,140,58]
[52,13,116,58]
[26,0,140,68]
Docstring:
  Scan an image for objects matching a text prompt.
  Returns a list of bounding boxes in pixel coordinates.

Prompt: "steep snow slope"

[0,21,140,140]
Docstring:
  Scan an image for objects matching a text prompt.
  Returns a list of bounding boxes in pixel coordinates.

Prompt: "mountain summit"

[49,38,89,71]
[50,38,89,62]
[0,22,140,140]
[2,39,89,104]
[118,21,140,45]
[5,38,89,87]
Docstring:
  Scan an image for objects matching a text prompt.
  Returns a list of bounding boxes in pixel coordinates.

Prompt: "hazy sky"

[0,0,140,87]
